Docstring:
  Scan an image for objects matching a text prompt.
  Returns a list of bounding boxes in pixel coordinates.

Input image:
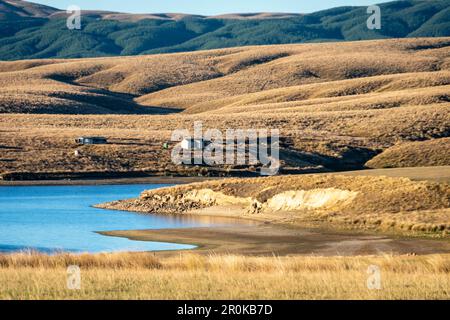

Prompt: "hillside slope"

[0,0,58,19]
[0,38,448,174]
[0,0,449,60]
[1,38,448,115]
[366,138,450,168]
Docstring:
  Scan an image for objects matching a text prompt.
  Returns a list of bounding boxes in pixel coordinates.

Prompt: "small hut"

[180,138,210,151]
[75,136,108,145]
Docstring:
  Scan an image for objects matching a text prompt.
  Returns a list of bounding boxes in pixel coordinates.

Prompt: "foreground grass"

[0,252,449,300]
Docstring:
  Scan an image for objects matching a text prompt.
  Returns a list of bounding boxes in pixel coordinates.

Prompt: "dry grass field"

[0,38,449,300]
[0,38,449,177]
[0,252,448,299]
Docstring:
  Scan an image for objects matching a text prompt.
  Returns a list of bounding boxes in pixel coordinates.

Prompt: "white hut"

[180,138,207,151]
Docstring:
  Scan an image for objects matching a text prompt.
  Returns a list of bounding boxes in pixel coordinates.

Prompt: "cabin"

[180,138,210,151]
[75,136,108,145]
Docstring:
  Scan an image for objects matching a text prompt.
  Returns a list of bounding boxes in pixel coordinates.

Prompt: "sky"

[31,0,382,15]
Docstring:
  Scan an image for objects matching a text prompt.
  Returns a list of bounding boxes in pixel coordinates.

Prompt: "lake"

[0,184,224,253]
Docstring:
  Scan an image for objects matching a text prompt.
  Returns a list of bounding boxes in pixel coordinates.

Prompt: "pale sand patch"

[265,188,358,211]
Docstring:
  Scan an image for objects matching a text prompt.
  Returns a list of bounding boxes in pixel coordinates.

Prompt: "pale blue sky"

[32,0,383,15]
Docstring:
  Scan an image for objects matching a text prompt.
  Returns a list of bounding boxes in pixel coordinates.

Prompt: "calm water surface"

[0,184,223,253]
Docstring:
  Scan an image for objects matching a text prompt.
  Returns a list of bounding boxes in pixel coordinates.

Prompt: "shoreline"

[2,167,448,257]
[1,166,449,186]
[101,223,450,258]
[0,176,215,186]
[99,205,450,257]
[94,171,450,256]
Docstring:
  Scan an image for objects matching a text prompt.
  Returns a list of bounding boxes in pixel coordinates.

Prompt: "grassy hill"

[0,38,448,174]
[0,0,449,60]
[1,38,448,115]
[366,138,450,168]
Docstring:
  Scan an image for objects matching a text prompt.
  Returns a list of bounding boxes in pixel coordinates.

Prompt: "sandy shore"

[101,220,450,257]
[99,205,450,257]
[95,167,450,256]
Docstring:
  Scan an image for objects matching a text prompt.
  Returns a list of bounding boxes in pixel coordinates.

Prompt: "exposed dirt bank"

[92,171,450,256]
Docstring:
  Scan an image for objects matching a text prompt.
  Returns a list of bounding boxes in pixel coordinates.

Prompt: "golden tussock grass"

[0,38,448,114]
[0,38,448,173]
[0,252,449,299]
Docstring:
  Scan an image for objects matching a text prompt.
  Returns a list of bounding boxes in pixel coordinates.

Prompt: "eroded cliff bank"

[98,175,450,236]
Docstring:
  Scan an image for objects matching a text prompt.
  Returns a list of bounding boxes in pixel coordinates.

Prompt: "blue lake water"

[0,184,222,253]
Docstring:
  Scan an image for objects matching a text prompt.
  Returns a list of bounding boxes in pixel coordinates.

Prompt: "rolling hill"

[0,0,449,60]
[1,37,448,115]
[0,38,448,175]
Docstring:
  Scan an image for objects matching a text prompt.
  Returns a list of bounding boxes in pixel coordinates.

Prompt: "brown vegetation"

[1,38,449,115]
[0,38,449,175]
[0,252,449,299]
[366,138,450,168]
